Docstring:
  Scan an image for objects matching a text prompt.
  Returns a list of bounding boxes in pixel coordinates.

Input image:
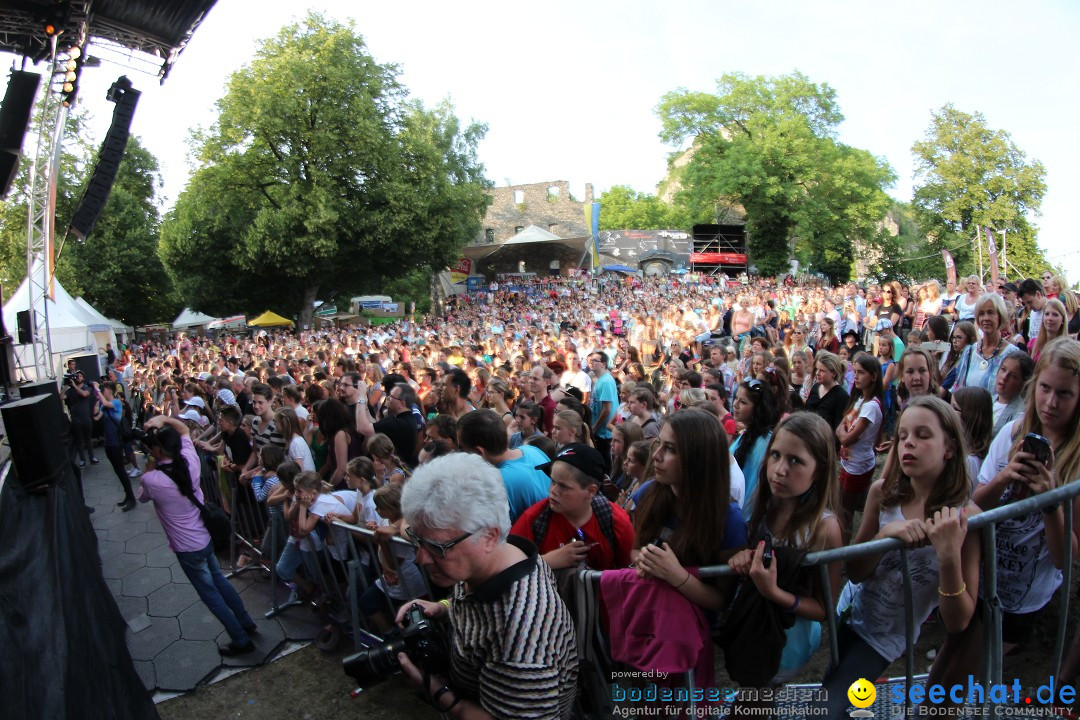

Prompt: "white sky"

[10,0,1080,280]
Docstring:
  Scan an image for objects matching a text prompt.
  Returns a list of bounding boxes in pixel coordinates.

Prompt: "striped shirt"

[449,536,578,719]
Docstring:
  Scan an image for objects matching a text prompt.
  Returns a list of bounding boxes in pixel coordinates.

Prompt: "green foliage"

[656,71,894,281]
[0,112,174,324]
[57,137,179,325]
[911,104,1049,279]
[597,185,697,231]
[160,13,490,327]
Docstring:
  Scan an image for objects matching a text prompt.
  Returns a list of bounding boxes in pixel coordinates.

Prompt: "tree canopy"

[911,104,1049,280]
[159,13,491,327]
[0,112,174,325]
[656,72,894,280]
[597,185,696,231]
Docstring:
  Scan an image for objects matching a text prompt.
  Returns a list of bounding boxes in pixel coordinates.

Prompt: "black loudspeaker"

[67,353,101,383]
[68,78,140,240]
[0,70,40,199]
[19,378,62,409]
[2,394,68,492]
[16,309,31,344]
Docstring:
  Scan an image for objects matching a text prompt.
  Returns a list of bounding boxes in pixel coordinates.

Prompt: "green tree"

[597,185,696,230]
[911,104,1049,280]
[159,13,490,327]
[56,136,179,325]
[0,108,94,291]
[656,72,894,281]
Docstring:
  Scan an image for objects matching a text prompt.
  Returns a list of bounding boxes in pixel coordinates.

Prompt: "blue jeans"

[276,540,317,583]
[175,541,254,646]
[819,620,891,716]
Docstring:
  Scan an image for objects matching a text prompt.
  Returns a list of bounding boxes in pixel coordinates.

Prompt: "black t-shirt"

[374,411,419,468]
[222,428,252,467]
[65,381,93,420]
[805,383,850,431]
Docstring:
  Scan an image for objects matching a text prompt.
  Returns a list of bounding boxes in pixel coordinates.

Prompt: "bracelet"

[783,595,801,614]
[431,686,460,713]
[938,582,966,598]
[438,598,452,610]
[675,571,691,589]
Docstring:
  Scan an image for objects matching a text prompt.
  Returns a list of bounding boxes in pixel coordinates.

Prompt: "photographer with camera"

[64,368,98,467]
[388,452,578,719]
[93,380,137,510]
[138,414,259,656]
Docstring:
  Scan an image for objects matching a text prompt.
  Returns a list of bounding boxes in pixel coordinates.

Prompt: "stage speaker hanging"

[0,70,41,199]
[68,76,140,240]
[16,309,32,344]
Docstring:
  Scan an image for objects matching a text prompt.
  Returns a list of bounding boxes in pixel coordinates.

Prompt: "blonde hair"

[1010,338,1080,487]
[1032,298,1069,358]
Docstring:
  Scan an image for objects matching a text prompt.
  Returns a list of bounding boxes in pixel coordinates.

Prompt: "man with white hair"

[394,452,579,719]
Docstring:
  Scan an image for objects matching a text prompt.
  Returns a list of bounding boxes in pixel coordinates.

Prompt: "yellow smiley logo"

[847,678,876,708]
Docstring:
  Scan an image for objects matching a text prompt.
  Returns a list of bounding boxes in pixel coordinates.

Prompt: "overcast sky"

[11,0,1079,280]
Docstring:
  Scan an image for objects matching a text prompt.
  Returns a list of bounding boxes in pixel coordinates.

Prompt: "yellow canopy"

[247,310,294,327]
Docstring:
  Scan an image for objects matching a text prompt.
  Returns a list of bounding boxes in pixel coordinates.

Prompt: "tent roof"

[602,264,638,274]
[460,226,590,261]
[172,308,218,329]
[248,310,294,327]
[75,297,116,329]
[2,270,108,333]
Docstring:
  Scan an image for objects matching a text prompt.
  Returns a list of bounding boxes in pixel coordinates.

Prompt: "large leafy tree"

[912,104,1049,280]
[656,72,894,280]
[58,136,178,325]
[159,13,490,327]
[597,185,697,231]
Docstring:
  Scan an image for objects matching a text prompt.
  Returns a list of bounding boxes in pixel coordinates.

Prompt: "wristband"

[938,581,966,598]
[438,598,452,610]
[783,595,801,614]
[432,685,460,713]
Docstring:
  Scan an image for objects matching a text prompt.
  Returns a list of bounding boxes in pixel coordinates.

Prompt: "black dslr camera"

[343,604,449,687]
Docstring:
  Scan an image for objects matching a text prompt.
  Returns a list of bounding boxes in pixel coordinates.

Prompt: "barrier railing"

[581,480,1080,718]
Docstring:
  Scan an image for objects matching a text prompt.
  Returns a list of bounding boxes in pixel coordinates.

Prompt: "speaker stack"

[0,70,41,199]
[2,394,69,492]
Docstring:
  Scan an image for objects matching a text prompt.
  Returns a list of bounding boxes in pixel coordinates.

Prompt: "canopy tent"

[207,315,247,331]
[172,308,219,330]
[601,264,638,274]
[248,310,294,328]
[2,273,113,380]
[459,225,591,262]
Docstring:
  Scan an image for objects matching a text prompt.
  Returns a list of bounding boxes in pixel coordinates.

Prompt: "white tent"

[172,308,219,330]
[74,297,122,354]
[2,272,112,380]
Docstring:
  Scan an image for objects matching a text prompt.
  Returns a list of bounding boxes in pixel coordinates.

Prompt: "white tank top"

[837,504,940,662]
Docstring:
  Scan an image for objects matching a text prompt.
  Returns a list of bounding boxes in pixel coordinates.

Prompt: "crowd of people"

[76,269,1080,717]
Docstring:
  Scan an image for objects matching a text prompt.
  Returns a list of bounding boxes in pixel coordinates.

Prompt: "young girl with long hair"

[821,396,980,716]
[974,337,1080,659]
[619,439,654,513]
[1028,297,1068,362]
[731,374,784,520]
[728,413,843,688]
[275,407,315,472]
[835,352,885,541]
[633,409,748,612]
[941,321,977,391]
[950,386,993,492]
[551,409,591,449]
[365,433,411,485]
[610,422,645,490]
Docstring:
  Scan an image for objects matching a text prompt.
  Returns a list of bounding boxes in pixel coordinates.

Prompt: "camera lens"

[342,637,406,688]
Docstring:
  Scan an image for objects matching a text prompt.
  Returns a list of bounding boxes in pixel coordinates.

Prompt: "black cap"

[536,443,606,483]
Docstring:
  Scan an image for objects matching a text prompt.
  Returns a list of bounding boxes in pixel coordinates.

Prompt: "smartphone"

[1013,433,1052,500]
[762,532,774,569]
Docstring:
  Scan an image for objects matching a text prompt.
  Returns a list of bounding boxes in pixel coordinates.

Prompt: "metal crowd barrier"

[580,480,1080,718]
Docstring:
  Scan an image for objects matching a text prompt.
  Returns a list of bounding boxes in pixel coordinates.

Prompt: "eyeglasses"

[404,527,473,559]
[1042,275,1053,281]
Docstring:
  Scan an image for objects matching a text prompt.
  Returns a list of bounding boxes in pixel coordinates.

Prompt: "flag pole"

[976,225,984,282]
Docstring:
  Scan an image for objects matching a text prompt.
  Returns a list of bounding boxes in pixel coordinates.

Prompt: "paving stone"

[91,511,127,530]
[122,566,171,596]
[126,615,179,662]
[177,601,224,641]
[102,552,146,580]
[153,639,221,692]
[147,582,200,617]
[107,521,148,543]
[125,532,167,554]
[217,626,285,668]
[97,539,127,559]
[113,594,147,622]
[132,660,155,691]
[145,544,177,568]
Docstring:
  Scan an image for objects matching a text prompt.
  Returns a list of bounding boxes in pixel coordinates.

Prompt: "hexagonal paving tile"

[152,639,221,691]
[177,601,224,641]
[96,539,127,559]
[102,552,147,580]
[125,532,167,555]
[113,594,148,622]
[217,624,286,668]
[107,521,148,543]
[126,615,179,662]
[132,660,156,691]
[105,577,122,596]
[122,566,171,596]
[145,544,177,568]
[147,582,200,617]
[91,511,127,530]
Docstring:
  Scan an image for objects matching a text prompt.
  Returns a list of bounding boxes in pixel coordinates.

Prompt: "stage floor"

[85,457,325,694]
